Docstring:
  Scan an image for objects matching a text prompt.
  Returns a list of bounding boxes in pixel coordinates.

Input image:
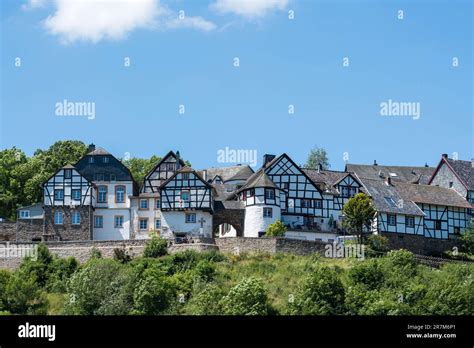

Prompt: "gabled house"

[428,154,474,217]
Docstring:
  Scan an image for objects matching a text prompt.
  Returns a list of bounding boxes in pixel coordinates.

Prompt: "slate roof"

[394,182,473,209]
[199,165,254,183]
[235,169,278,194]
[303,169,350,194]
[346,163,435,184]
[360,178,425,216]
[445,158,474,190]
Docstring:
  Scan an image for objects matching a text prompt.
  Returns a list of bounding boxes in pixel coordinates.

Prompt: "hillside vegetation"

[0,239,473,316]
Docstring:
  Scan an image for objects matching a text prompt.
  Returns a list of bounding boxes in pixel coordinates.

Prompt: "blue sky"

[1,0,472,170]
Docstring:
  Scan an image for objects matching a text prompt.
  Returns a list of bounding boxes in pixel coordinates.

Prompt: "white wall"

[131,197,161,239]
[285,231,339,242]
[160,211,213,238]
[93,208,131,240]
[244,205,281,237]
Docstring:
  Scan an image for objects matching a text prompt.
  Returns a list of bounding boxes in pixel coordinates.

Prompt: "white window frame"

[94,215,103,228]
[139,218,148,230]
[140,199,149,209]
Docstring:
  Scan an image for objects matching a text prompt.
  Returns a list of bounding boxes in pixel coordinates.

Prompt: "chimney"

[385,176,392,186]
[263,154,276,168]
[202,170,207,181]
[176,151,181,170]
[425,162,429,167]
[373,160,378,166]
[442,153,448,159]
[317,163,323,173]
[87,143,96,153]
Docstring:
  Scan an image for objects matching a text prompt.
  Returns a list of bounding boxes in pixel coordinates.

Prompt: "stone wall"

[0,222,16,241]
[44,206,92,241]
[383,233,460,256]
[215,237,327,255]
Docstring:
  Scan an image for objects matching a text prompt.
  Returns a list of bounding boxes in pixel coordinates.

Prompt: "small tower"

[237,170,281,237]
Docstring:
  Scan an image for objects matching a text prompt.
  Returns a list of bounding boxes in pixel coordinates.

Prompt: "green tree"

[265,220,287,237]
[65,258,125,315]
[221,277,269,315]
[342,193,376,243]
[143,235,168,258]
[0,147,29,219]
[0,269,12,311]
[122,156,161,185]
[460,224,474,254]
[185,284,225,315]
[289,266,345,315]
[305,146,330,170]
[4,270,47,314]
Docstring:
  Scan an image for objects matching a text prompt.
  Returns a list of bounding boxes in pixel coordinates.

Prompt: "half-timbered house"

[159,166,213,239]
[42,164,95,240]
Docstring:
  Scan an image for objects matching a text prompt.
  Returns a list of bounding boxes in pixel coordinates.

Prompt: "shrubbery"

[221,277,270,315]
[143,235,168,258]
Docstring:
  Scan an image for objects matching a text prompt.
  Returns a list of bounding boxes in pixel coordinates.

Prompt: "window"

[384,197,397,208]
[98,186,107,203]
[140,199,149,209]
[110,174,116,181]
[94,174,105,181]
[387,214,397,226]
[314,200,322,208]
[72,189,81,201]
[155,198,161,209]
[19,210,30,218]
[103,157,109,163]
[182,173,190,180]
[349,187,357,197]
[94,215,103,228]
[64,169,72,179]
[88,157,94,164]
[301,199,312,208]
[139,218,148,230]
[223,223,231,232]
[435,220,442,230]
[72,211,81,225]
[54,190,64,200]
[341,186,349,197]
[185,213,196,223]
[54,211,63,225]
[406,216,415,228]
[263,207,273,218]
[115,186,125,203]
[265,188,275,200]
[248,189,254,197]
[114,215,124,228]
[166,163,175,171]
[181,191,190,201]
[155,219,161,229]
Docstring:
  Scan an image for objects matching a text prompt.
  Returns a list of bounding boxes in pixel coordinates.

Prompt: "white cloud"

[43,0,162,43]
[33,0,216,44]
[166,16,217,32]
[210,0,288,18]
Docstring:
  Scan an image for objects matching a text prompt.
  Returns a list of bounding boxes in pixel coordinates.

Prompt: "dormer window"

[88,157,94,164]
[103,157,109,163]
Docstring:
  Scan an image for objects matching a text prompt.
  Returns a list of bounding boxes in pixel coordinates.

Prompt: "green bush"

[65,258,128,315]
[221,277,269,315]
[289,265,345,315]
[195,260,216,282]
[460,225,474,254]
[4,270,47,314]
[133,268,174,315]
[143,235,168,258]
[0,269,12,311]
[46,257,79,293]
[366,235,390,257]
[347,259,384,291]
[90,247,102,259]
[265,220,287,237]
[113,247,132,264]
[345,285,412,315]
[185,284,225,315]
